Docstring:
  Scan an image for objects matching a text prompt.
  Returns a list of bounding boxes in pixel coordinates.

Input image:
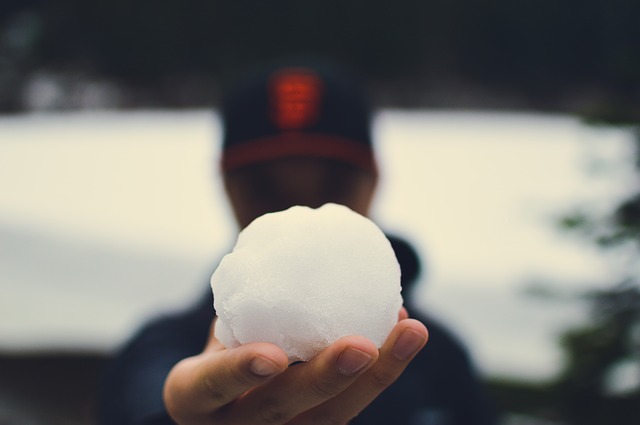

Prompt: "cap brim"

[221,133,376,173]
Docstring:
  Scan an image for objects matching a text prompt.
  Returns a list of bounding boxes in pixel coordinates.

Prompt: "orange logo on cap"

[269,68,324,130]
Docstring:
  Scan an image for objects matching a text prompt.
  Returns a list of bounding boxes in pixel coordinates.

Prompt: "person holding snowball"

[99,61,496,425]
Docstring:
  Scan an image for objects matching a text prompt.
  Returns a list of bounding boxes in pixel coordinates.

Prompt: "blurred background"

[1,1,639,424]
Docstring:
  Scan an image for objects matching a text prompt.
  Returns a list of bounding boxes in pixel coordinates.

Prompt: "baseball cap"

[220,62,376,173]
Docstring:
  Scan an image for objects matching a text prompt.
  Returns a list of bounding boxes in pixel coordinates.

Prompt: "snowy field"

[0,110,636,382]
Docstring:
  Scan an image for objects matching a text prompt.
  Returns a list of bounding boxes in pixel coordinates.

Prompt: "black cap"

[221,63,375,173]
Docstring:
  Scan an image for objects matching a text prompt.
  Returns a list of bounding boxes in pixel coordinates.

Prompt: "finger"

[203,317,228,353]
[399,306,409,321]
[164,342,288,423]
[292,319,428,424]
[229,336,379,424]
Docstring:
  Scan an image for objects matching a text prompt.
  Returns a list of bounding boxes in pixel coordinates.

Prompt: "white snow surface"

[211,203,402,361]
[0,110,636,381]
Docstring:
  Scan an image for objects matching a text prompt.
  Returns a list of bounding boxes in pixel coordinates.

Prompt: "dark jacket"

[98,236,496,425]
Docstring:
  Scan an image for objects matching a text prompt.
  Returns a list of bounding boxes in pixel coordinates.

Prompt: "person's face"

[223,157,377,229]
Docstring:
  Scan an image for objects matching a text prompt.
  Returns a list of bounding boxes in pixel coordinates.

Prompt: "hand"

[163,308,428,425]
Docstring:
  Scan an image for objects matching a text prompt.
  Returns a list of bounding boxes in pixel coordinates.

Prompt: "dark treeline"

[1,0,639,114]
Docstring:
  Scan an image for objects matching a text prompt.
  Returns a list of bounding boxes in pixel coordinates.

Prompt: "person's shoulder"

[407,306,476,367]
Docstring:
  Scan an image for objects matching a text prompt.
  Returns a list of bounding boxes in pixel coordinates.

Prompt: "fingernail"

[250,356,280,377]
[337,348,373,376]
[393,329,426,361]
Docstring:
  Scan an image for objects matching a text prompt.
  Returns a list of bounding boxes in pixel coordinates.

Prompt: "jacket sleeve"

[98,292,214,425]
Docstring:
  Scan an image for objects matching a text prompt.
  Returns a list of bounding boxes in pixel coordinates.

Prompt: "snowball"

[210,203,402,362]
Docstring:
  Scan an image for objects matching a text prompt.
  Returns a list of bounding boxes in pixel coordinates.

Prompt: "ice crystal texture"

[211,203,402,361]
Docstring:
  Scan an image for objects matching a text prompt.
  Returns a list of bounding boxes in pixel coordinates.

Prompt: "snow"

[0,109,635,380]
[211,203,402,362]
